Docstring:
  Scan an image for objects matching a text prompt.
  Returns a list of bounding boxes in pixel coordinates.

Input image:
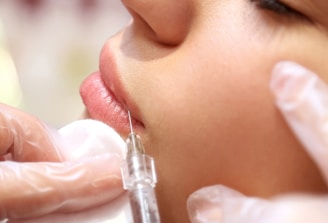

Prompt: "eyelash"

[251,0,303,18]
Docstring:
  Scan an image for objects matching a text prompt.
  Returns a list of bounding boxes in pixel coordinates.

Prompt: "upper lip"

[99,43,143,125]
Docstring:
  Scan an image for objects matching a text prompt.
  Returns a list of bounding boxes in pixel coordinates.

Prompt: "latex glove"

[187,61,328,223]
[0,104,125,220]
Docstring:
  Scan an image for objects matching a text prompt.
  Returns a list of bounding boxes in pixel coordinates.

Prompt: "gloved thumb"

[187,185,328,223]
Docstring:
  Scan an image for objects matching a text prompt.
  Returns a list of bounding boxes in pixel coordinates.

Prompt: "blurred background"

[0,0,130,128]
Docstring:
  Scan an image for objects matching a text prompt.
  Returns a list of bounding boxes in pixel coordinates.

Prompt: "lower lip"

[80,72,141,135]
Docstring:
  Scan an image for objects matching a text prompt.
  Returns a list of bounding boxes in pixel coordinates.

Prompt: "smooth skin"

[87,0,328,222]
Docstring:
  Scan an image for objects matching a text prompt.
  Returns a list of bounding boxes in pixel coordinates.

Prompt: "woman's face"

[80,0,328,222]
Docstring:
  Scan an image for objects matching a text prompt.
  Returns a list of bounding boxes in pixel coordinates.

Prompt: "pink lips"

[80,41,144,135]
[80,71,142,136]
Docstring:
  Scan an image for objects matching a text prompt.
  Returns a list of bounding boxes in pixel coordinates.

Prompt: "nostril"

[121,0,192,45]
[126,8,158,39]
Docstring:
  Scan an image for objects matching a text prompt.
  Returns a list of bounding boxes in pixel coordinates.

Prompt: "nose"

[121,0,192,45]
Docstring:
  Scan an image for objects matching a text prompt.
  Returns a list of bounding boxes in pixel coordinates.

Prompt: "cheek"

[148,12,276,150]
[147,36,260,183]
[153,42,276,187]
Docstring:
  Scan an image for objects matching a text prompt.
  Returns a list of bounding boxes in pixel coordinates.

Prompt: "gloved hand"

[187,61,328,223]
[0,104,125,220]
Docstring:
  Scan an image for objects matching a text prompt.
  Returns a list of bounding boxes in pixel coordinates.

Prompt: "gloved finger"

[0,105,126,220]
[0,154,124,220]
[0,103,61,162]
[187,185,328,223]
[270,61,328,184]
[187,185,269,223]
[7,193,130,223]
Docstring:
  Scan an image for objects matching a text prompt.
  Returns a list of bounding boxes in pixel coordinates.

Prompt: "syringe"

[121,111,161,223]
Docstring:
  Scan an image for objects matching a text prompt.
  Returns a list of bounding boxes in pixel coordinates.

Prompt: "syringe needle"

[128,111,134,134]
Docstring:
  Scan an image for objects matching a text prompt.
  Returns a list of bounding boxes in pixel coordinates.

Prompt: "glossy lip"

[80,47,143,136]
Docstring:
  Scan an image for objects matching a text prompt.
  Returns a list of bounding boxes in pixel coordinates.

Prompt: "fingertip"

[187,185,243,223]
[270,61,317,107]
[52,154,125,214]
[88,153,123,188]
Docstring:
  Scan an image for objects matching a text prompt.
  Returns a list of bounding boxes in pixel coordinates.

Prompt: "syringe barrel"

[129,187,161,223]
[121,153,161,223]
[122,154,157,189]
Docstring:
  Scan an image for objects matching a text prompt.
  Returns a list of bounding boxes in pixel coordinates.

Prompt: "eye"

[251,0,305,19]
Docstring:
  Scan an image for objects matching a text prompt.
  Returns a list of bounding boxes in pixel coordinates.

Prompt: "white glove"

[0,104,125,221]
[187,61,328,223]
